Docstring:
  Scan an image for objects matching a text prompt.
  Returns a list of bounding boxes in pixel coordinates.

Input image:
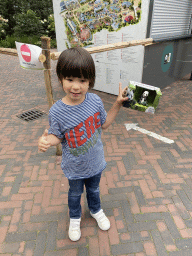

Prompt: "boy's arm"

[38,129,62,152]
[102,83,128,130]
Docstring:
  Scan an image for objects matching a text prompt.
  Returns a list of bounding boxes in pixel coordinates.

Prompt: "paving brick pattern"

[1,53,192,255]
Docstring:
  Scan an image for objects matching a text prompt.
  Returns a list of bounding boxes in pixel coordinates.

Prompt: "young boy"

[38,47,128,241]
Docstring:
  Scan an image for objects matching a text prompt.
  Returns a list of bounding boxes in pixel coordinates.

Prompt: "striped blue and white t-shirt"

[48,93,107,179]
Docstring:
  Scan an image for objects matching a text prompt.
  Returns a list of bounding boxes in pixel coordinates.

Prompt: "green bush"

[47,14,56,38]
[0,10,56,49]
[14,10,44,37]
[0,35,57,49]
[0,35,16,48]
[40,14,56,38]
[50,38,57,48]
[0,15,9,40]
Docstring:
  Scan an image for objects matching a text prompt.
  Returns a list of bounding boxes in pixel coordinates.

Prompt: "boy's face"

[61,76,89,105]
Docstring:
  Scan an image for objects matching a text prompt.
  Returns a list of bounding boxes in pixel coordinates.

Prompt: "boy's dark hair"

[56,47,95,88]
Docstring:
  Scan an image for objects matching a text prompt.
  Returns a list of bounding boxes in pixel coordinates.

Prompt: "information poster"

[53,0,150,95]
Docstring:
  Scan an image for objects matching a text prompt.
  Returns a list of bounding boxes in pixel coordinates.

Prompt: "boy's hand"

[116,82,129,104]
[122,86,128,98]
[102,83,129,130]
[38,129,51,152]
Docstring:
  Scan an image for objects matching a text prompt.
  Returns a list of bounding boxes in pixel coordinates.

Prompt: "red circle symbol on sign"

[20,44,31,62]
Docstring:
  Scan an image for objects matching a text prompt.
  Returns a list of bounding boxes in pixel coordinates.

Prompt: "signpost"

[20,44,31,62]
[15,39,62,156]
[15,42,44,70]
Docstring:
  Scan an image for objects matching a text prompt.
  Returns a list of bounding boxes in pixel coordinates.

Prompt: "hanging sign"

[15,42,44,70]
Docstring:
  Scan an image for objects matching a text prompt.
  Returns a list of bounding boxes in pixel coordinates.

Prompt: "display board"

[53,0,150,95]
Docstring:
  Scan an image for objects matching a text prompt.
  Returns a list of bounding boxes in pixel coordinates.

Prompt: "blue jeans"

[68,172,102,219]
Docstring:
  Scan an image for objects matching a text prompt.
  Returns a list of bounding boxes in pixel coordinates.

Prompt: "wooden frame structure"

[0,37,154,155]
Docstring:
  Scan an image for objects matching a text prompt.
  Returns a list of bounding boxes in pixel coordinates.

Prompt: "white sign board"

[53,0,150,95]
[15,42,44,70]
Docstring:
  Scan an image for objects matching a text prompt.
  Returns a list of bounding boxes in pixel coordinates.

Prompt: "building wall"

[142,0,192,89]
[142,37,192,89]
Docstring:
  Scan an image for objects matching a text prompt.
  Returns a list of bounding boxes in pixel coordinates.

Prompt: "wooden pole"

[50,38,154,60]
[41,36,54,108]
[41,36,62,156]
[0,48,18,56]
[0,47,46,63]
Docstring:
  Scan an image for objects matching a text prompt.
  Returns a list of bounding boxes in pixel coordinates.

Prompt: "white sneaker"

[68,218,81,241]
[90,209,110,231]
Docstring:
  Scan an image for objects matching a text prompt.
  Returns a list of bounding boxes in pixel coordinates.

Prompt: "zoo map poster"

[53,0,150,95]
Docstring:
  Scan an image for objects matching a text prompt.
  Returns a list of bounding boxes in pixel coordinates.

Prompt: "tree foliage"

[0,15,9,40]
[14,10,44,37]
[0,0,54,37]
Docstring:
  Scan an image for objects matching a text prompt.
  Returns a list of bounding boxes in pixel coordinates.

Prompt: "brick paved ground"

[1,53,192,256]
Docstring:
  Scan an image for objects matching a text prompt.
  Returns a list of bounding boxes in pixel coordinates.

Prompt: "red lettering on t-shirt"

[85,116,95,139]
[94,112,101,129]
[65,130,76,148]
[74,122,87,147]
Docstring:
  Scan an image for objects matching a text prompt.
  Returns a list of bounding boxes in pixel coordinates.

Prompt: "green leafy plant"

[0,0,56,48]
[0,35,56,48]
[0,15,9,40]
[47,14,56,38]
[14,9,44,37]
[40,14,56,38]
